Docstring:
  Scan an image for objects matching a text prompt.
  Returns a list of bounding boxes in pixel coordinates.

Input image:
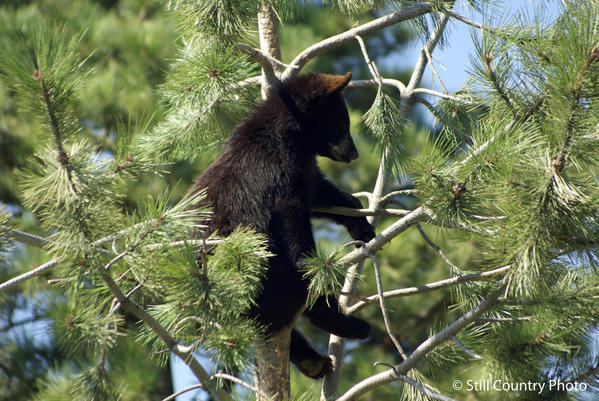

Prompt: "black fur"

[191,72,375,378]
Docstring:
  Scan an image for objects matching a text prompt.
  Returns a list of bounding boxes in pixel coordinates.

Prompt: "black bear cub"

[192,72,375,378]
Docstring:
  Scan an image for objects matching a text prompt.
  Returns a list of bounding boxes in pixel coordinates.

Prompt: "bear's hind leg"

[290,328,332,379]
[305,295,370,339]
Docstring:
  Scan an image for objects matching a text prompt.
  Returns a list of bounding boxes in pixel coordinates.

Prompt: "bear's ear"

[322,72,352,95]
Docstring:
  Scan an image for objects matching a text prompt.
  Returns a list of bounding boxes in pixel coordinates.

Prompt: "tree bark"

[254,325,292,401]
[258,3,282,99]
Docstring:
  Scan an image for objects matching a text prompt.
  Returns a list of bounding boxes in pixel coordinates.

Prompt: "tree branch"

[412,87,478,105]
[98,268,232,401]
[348,78,406,93]
[311,206,410,218]
[337,206,429,268]
[0,259,59,292]
[394,372,459,401]
[372,254,408,359]
[347,264,511,314]
[282,3,433,79]
[337,283,506,401]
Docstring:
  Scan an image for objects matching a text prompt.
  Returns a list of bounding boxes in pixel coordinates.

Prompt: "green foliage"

[0,19,86,142]
[363,87,407,174]
[138,227,270,371]
[143,41,259,161]
[302,245,346,307]
[50,299,124,358]
[166,0,258,42]
[32,366,124,401]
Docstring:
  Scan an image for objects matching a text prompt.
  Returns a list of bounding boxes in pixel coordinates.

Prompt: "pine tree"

[2,1,599,401]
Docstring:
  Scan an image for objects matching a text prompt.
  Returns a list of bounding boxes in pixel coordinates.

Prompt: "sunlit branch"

[347,78,405,93]
[412,87,479,105]
[347,265,510,314]
[311,206,410,218]
[282,3,434,79]
[337,283,506,401]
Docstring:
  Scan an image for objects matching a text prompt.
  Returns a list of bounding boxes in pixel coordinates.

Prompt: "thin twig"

[348,78,406,93]
[237,44,295,74]
[395,372,459,401]
[477,316,532,322]
[451,335,483,360]
[355,35,383,85]
[423,46,448,94]
[415,223,462,273]
[3,227,51,248]
[212,373,276,401]
[337,206,428,268]
[412,87,478,105]
[445,10,503,34]
[161,384,204,401]
[406,13,451,93]
[380,189,419,204]
[371,254,408,359]
[347,264,511,314]
[0,259,59,292]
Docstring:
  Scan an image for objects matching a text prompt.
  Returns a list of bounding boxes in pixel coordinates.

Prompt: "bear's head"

[279,72,359,163]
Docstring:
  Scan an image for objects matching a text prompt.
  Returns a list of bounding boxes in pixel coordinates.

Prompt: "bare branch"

[0,259,59,292]
[352,191,372,199]
[415,223,462,272]
[412,87,479,105]
[237,44,295,75]
[213,373,275,401]
[3,226,51,248]
[380,189,419,204]
[337,206,429,268]
[311,206,410,218]
[423,45,448,94]
[355,35,382,85]
[445,10,503,34]
[394,372,459,401]
[161,384,204,401]
[348,78,406,93]
[478,316,532,323]
[406,13,450,92]
[337,283,506,401]
[372,255,408,359]
[451,335,483,360]
[282,3,434,79]
[347,265,511,314]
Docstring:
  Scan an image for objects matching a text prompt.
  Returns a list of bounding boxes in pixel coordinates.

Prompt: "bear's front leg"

[311,174,376,244]
[304,295,370,339]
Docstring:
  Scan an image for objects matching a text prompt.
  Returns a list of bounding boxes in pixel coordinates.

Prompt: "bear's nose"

[349,148,359,161]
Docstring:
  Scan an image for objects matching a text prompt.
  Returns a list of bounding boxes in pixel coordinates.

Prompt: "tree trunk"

[258,3,282,99]
[255,5,290,400]
[254,325,292,401]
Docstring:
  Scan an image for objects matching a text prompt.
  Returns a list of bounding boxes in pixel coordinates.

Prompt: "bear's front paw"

[350,221,376,244]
